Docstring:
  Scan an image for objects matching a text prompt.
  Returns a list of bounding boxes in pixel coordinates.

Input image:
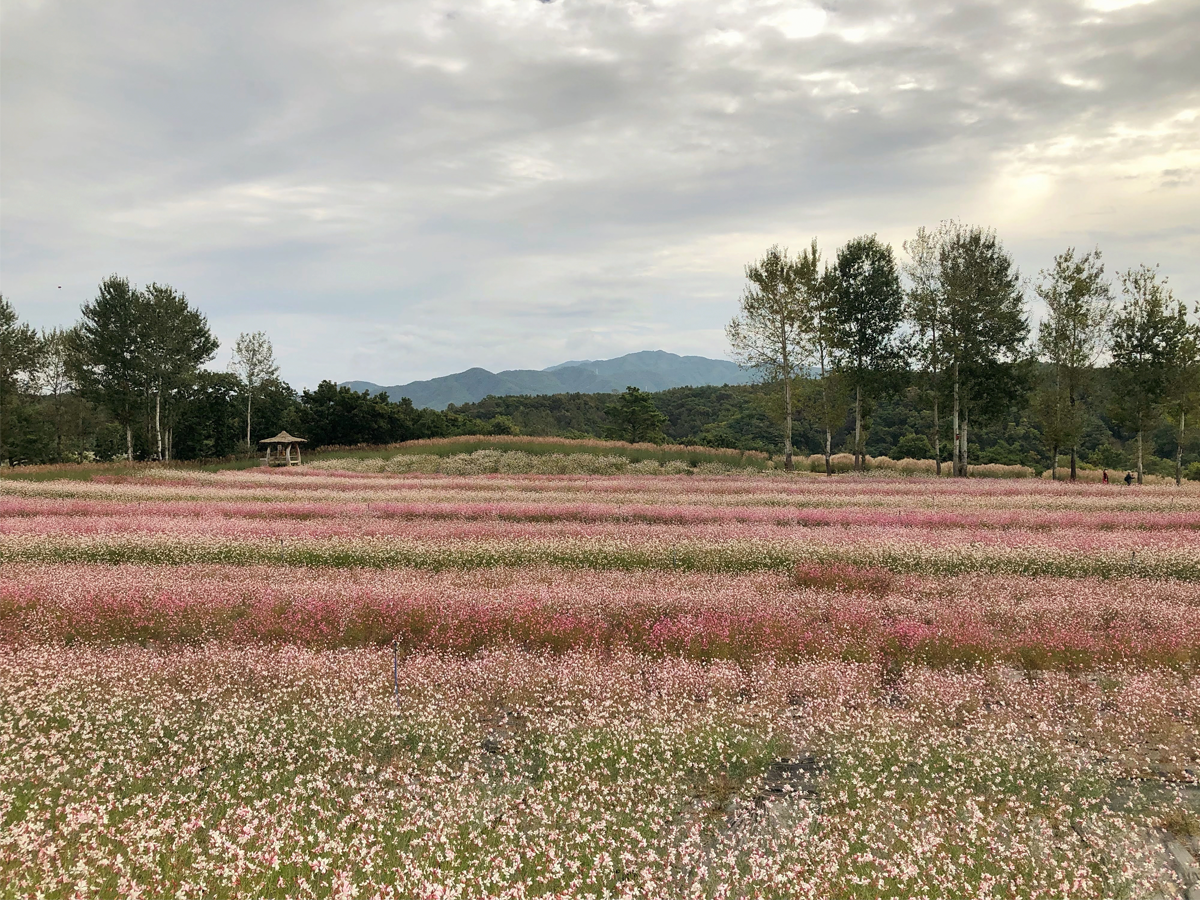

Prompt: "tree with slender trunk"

[938,226,1029,477]
[142,284,218,460]
[1034,248,1112,481]
[230,332,280,452]
[1109,265,1179,485]
[727,246,804,471]
[903,225,950,475]
[0,296,44,466]
[828,235,906,472]
[68,276,146,461]
[1031,364,1069,482]
[39,327,77,462]
[795,240,841,476]
[1161,302,1199,486]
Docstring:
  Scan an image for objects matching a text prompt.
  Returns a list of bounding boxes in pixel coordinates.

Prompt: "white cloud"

[2,0,1198,386]
[1085,0,1157,11]
[770,6,827,39]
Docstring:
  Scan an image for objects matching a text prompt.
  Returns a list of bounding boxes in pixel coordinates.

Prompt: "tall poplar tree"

[144,285,220,460]
[939,226,1029,476]
[727,246,804,470]
[1109,265,1178,485]
[230,332,280,451]
[0,296,43,466]
[69,276,145,461]
[829,235,906,472]
[903,224,949,475]
[1034,248,1112,481]
[795,240,842,476]
[39,327,77,463]
[1165,306,1200,485]
[142,284,218,460]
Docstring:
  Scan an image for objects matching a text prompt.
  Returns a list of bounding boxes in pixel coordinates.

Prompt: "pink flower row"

[4,511,1196,553]
[4,563,1197,667]
[7,495,1199,531]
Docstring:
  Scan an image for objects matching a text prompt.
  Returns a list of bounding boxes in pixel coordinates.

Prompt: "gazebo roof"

[259,431,308,444]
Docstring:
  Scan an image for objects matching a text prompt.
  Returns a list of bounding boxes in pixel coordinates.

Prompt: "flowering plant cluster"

[1,467,1198,898]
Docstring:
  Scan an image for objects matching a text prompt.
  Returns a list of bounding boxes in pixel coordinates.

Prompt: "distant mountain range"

[342,350,755,410]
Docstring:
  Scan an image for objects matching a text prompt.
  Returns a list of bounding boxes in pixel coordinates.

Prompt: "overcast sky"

[2,0,1197,387]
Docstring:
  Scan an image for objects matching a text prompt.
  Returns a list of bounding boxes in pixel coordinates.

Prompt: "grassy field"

[2,464,1199,898]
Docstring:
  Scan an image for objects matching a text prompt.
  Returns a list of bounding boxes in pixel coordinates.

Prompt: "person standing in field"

[1102,470,1109,484]
[1124,471,1134,486]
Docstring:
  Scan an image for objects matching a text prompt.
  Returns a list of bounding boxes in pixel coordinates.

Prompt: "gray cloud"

[3,0,1198,386]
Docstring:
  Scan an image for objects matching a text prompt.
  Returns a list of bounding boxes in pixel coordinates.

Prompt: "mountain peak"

[342,351,752,410]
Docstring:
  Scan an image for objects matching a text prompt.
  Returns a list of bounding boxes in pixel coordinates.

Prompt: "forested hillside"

[447,374,1198,477]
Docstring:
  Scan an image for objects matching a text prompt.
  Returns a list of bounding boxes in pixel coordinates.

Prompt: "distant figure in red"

[1102,470,1109,484]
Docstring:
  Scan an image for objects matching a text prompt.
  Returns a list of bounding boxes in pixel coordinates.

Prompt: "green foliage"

[1084,443,1127,470]
[69,276,145,458]
[940,225,1032,422]
[891,433,934,460]
[446,393,610,436]
[830,235,907,390]
[603,386,668,444]
[726,244,809,466]
[295,382,449,447]
[0,295,44,465]
[1109,265,1193,481]
[1033,247,1112,467]
[828,234,907,469]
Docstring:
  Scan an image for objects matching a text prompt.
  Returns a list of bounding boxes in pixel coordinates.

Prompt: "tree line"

[0,277,506,466]
[727,222,1199,484]
[3,231,1198,481]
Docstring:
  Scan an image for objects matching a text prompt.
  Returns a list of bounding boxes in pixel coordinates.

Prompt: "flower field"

[2,467,1199,899]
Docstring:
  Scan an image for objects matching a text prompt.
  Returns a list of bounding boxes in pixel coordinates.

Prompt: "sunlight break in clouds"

[770,6,828,39]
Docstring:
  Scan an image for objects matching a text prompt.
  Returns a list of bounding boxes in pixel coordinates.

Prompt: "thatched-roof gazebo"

[259,431,307,467]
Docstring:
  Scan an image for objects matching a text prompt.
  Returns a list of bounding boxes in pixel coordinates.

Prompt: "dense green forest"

[446,376,1199,477]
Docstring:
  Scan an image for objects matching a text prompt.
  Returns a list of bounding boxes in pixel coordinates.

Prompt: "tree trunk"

[854,385,863,473]
[246,395,253,451]
[1136,418,1144,485]
[961,412,968,476]
[54,393,64,463]
[1051,441,1058,481]
[952,363,960,477]
[155,390,162,461]
[783,376,793,472]
[1177,408,1185,487]
[1069,386,1077,482]
[126,424,133,462]
[932,394,941,477]
[819,357,832,476]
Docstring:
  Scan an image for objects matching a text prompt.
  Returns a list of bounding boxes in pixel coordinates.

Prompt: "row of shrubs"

[308,450,741,476]
[314,435,770,466]
[803,454,1036,478]
[310,448,1041,478]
